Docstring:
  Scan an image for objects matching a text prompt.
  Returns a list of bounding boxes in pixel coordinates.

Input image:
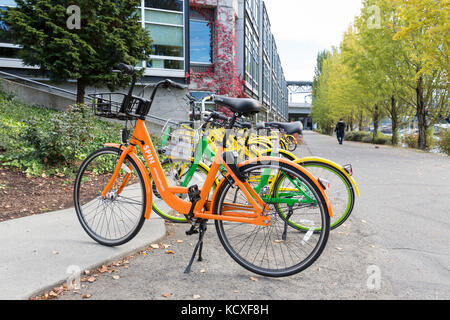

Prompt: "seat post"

[223,112,239,149]
[226,112,239,130]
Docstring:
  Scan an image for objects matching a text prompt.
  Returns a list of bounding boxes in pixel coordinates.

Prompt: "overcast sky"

[263,0,363,82]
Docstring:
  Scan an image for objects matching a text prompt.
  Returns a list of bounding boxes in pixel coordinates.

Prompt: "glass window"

[0,46,21,58]
[244,18,259,95]
[141,0,185,73]
[145,10,183,25]
[145,0,183,12]
[190,20,212,64]
[0,5,13,43]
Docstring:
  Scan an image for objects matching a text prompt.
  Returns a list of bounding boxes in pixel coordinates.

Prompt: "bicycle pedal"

[185,226,199,236]
[188,185,201,202]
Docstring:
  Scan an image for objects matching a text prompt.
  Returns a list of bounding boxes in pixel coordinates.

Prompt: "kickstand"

[184,220,207,274]
[282,206,294,241]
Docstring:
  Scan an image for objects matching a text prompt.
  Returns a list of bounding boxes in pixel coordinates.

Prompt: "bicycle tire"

[213,160,330,277]
[285,135,298,152]
[260,150,356,231]
[300,161,355,230]
[74,147,146,246]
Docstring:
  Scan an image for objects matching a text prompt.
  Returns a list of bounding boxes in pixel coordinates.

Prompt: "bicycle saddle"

[267,122,303,135]
[256,122,266,130]
[235,121,252,129]
[214,96,261,115]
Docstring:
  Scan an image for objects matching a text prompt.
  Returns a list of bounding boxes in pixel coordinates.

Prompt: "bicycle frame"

[102,119,272,226]
[101,118,333,226]
[164,124,321,209]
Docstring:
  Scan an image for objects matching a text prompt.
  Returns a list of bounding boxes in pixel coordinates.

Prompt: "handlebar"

[117,63,136,75]
[164,79,186,90]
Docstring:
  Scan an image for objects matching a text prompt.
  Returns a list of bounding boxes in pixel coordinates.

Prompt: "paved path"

[0,206,165,299]
[53,131,450,300]
[302,131,450,298]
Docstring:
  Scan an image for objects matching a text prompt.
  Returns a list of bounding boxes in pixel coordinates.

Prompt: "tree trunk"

[372,104,379,138]
[358,111,363,131]
[391,96,399,145]
[416,75,427,150]
[76,79,86,105]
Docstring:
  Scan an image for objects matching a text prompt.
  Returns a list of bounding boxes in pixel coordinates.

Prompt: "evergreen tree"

[1,0,152,103]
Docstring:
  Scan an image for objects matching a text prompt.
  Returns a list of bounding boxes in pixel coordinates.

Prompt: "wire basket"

[89,93,146,120]
[161,121,198,161]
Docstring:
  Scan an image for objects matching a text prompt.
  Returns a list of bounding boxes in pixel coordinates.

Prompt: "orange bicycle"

[74,64,332,277]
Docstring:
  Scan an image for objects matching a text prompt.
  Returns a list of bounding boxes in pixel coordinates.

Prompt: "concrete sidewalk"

[0,207,166,300]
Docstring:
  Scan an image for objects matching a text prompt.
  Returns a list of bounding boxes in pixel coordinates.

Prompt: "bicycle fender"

[296,157,360,197]
[105,143,153,220]
[238,157,333,218]
[260,149,297,161]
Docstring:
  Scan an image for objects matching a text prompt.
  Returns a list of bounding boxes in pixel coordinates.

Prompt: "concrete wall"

[0,78,189,136]
[1,78,76,111]
[57,82,190,135]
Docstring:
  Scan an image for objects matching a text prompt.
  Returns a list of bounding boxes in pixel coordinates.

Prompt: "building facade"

[0,0,288,123]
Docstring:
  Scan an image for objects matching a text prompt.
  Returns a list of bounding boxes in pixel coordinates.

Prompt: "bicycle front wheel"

[74,147,146,246]
[214,160,330,277]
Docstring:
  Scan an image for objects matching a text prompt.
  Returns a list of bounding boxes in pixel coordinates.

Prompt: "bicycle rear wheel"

[213,160,330,277]
[300,161,355,230]
[285,135,298,152]
[74,147,146,246]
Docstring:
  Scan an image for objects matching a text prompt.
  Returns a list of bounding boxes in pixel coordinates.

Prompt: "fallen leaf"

[99,265,108,273]
[193,295,201,299]
[177,240,184,243]
[150,244,159,249]
[161,293,172,298]
[53,286,63,294]
[112,275,120,280]
[87,276,96,283]
[166,250,175,254]
[250,277,258,282]
[49,291,58,297]
[82,294,92,299]
[199,269,206,273]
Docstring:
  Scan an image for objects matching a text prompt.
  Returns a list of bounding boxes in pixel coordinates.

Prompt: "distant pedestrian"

[335,118,346,145]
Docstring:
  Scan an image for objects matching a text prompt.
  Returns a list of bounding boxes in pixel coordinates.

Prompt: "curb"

[0,208,166,300]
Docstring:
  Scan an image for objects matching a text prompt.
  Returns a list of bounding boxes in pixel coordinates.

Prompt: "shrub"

[437,129,450,155]
[403,133,418,149]
[0,92,167,176]
[344,131,374,142]
[361,135,374,143]
[373,133,390,145]
[343,131,390,145]
[402,128,435,151]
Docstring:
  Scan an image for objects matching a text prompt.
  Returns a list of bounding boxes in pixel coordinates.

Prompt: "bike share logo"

[143,145,155,164]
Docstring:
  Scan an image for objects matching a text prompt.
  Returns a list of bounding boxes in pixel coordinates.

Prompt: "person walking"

[335,118,346,145]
